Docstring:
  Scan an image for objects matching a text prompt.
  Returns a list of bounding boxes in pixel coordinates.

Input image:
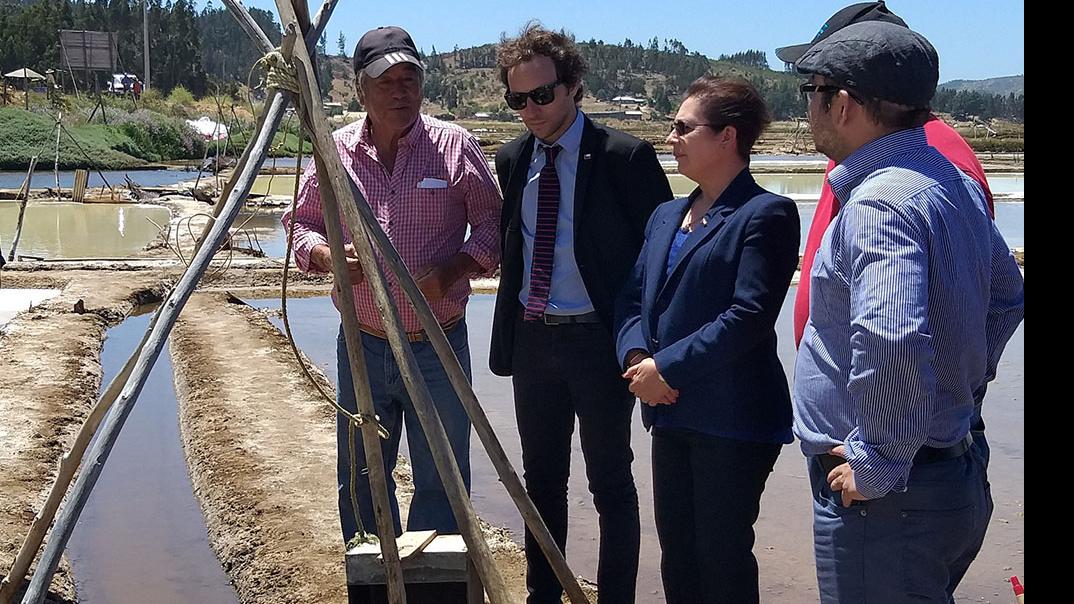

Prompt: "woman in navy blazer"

[615,77,800,603]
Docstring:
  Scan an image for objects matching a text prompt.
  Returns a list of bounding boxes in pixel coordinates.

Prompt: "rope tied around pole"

[251,49,302,94]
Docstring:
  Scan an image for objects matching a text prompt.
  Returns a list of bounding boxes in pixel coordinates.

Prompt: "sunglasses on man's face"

[504,80,561,110]
[799,82,863,104]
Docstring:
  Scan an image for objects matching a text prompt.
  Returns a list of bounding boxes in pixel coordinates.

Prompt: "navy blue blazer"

[614,169,800,444]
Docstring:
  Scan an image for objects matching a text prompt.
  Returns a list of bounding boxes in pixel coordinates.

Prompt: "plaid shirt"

[283,114,502,332]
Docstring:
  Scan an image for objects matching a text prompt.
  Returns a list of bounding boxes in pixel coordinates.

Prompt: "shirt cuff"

[843,432,913,499]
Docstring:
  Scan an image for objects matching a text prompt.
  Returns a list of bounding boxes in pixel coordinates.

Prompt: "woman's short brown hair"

[685,76,772,159]
[497,22,587,103]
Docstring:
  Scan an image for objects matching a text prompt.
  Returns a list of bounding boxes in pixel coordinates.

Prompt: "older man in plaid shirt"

[283,26,501,543]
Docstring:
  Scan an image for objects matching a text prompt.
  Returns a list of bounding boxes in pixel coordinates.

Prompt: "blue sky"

[227,1,1024,83]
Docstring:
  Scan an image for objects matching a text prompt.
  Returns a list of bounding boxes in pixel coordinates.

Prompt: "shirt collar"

[532,109,584,157]
[352,114,425,153]
[828,126,929,205]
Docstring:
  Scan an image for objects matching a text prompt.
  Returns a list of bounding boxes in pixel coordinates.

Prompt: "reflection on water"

[0,202,171,259]
[68,313,238,604]
[248,197,1024,259]
[0,169,194,191]
[669,172,1025,198]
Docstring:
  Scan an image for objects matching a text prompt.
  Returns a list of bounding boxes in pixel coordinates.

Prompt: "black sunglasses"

[670,119,722,137]
[504,80,561,110]
[799,83,863,103]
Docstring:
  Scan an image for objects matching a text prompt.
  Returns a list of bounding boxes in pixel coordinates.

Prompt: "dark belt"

[913,432,974,464]
[539,311,602,325]
[818,432,973,471]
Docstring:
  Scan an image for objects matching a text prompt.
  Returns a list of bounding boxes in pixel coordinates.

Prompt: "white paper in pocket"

[417,177,449,189]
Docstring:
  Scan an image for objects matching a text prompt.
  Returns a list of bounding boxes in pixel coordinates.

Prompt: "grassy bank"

[0,105,208,171]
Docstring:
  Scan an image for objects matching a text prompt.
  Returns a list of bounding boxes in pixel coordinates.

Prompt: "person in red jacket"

[779,2,996,348]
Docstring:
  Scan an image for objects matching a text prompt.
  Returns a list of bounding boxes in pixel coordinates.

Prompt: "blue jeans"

[809,442,993,603]
[335,320,472,543]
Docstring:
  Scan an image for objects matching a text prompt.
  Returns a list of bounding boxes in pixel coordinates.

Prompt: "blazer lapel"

[656,171,759,300]
[646,198,688,305]
[504,134,535,230]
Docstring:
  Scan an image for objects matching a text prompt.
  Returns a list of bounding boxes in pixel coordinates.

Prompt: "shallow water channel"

[66,310,238,604]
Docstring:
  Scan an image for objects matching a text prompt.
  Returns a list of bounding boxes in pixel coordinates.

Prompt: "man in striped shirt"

[791,22,1024,603]
[283,26,501,544]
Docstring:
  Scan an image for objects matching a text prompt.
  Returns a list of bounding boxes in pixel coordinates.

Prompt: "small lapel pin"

[583,153,592,160]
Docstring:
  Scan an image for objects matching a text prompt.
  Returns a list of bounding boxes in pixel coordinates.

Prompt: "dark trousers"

[652,429,782,604]
[511,317,640,604]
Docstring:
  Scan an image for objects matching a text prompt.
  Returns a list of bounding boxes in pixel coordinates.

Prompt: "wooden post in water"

[7,156,38,262]
[71,169,88,203]
[53,113,62,198]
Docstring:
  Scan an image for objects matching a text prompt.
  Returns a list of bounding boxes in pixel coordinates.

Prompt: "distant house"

[624,110,644,120]
[473,112,492,119]
[611,95,647,107]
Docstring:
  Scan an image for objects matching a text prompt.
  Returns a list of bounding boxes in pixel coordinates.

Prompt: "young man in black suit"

[490,23,672,604]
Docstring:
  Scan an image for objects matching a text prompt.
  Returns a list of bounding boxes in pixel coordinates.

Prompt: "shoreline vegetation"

[1,98,1024,173]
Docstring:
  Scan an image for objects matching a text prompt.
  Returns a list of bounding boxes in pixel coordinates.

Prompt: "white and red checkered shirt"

[283,114,502,332]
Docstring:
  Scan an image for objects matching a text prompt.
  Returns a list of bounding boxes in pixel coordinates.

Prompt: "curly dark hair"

[497,22,587,103]
[685,76,772,159]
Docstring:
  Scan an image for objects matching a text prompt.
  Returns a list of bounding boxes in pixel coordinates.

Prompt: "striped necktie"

[523,144,562,321]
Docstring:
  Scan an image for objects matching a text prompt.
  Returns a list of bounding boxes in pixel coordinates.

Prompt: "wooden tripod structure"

[0,2,589,604]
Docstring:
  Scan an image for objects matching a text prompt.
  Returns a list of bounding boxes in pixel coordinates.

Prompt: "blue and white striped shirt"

[793,127,1024,499]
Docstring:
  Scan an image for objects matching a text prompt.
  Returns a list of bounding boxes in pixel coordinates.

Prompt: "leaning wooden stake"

[0,305,164,603]
[6,156,38,262]
[272,12,587,604]
[53,114,61,197]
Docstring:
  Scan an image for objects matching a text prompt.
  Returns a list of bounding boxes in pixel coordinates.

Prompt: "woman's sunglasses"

[504,80,562,110]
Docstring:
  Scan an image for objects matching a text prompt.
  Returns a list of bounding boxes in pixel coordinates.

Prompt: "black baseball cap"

[352,26,424,78]
[795,21,939,107]
[776,1,907,64]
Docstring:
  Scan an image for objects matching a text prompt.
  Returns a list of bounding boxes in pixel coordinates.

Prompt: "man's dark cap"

[795,21,938,107]
[776,1,907,64]
[353,26,424,78]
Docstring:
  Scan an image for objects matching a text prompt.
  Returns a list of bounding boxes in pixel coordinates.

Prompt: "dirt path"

[170,293,539,603]
[0,272,169,601]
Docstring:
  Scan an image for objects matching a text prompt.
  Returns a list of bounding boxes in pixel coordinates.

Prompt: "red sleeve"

[923,115,994,217]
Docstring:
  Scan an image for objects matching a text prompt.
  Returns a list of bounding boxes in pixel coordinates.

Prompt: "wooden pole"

[19,72,294,598]
[266,4,585,602]
[271,6,407,603]
[6,156,38,262]
[53,113,62,197]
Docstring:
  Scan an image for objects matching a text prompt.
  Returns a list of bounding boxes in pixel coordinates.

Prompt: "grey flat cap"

[795,21,939,107]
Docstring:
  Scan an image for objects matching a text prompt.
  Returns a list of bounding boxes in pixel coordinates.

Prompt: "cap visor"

[775,43,812,64]
[363,53,424,78]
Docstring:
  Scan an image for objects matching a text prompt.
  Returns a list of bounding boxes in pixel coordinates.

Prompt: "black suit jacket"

[489,115,673,376]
